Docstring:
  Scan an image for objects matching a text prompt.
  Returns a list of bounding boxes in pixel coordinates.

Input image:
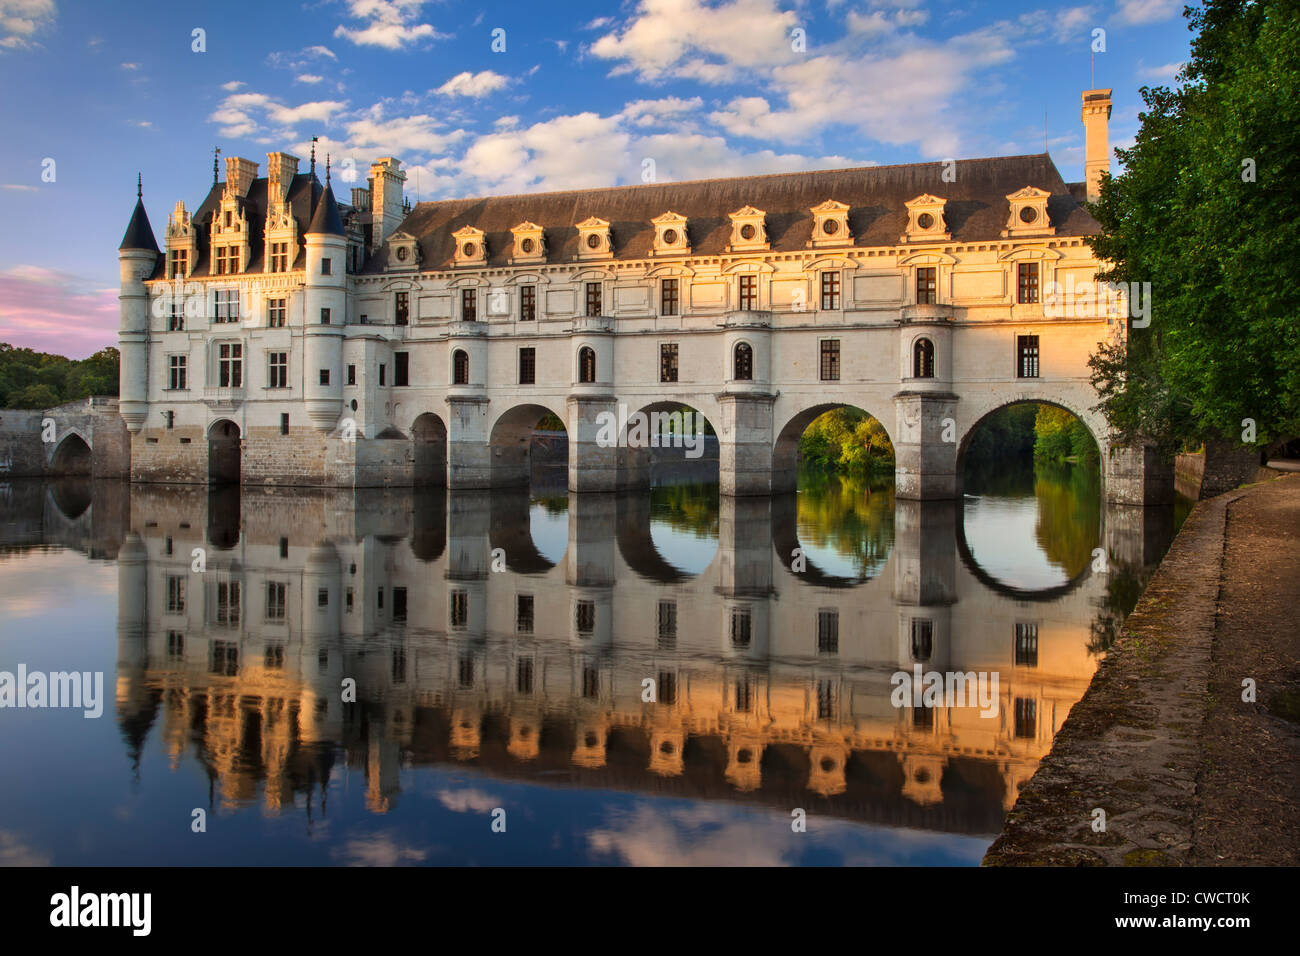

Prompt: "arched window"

[913,338,935,379]
[578,347,596,384]
[452,349,469,385]
[734,342,753,381]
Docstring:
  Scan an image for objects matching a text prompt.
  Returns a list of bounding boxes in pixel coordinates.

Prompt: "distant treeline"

[0,343,119,409]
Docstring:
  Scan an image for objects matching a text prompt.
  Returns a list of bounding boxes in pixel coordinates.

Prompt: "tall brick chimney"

[369,157,406,251]
[266,152,299,204]
[1081,88,1112,202]
[224,156,259,199]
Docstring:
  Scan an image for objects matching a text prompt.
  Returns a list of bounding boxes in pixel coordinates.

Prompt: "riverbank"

[983,471,1300,866]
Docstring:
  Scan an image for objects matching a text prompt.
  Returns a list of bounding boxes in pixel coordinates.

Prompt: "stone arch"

[955,391,1108,472]
[49,429,92,476]
[772,401,895,493]
[615,397,720,491]
[488,401,567,488]
[411,412,447,487]
[207,418,241,485]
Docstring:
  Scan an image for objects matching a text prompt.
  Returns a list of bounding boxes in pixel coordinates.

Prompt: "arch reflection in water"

[101,476,1178,848]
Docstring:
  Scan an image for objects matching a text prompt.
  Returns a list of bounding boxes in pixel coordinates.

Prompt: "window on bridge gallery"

[395,291,410,325]
[585,282,602,317]
[166,575,185,613]
[820,270,840,310]
[210,641,238,677]
[167,355,187,390]
[166,631,184,662]
[578,346,597,383]
[520,284,536,320]
[516,594,534,634]
[516,657,534,694]
[817,609,839,654]
[265,582,286,621]
[730,607,752,648]
[1015,622,1039,666]
[661,278,679,316]
[267,297,286,327]
[267,351,288,389]
[518,346,536,384]
[819,339,840,381]
[452,349,469,385]
[450,589,469,628]
[395,352,409,387]
[1017,261,1040,303]
[913,338,935,378]
[911,618,933,661]
[1015,698,1037,738]
[215,580,241,628]
[734,342,753,381]
[269,242,289,273]
[218,343,242,388]
[916,266,937,304]
[1017,334,1040,378]
[168,299,184,331]
[264,643,285,670]
[214,289,239,323]
[738,273,757,311]
[660,343,679,383]
[657,600,677,650]
[168,248,188,279]
[576,600,596,636]
[461,287,476,322]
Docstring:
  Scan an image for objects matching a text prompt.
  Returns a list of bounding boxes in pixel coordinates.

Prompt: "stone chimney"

[266,152,299,204]
[1081,88,1112,202]
[224,156,259,199]
[369,157,406,250]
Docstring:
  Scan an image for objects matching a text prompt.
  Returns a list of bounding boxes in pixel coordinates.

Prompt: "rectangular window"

[657,601,676,650]
[661,278,679,316]
[392,587,407,623]
[279,537,288,558]
[738,274,757,311]
[210,641,238,677]
[516,594,534,634]
[1017,262,1040,304]
[658,671,677,706]
[730,607,751,648]
[267,351,287,389]
[214,289,239,323]
[280,413,289,436]
[520,285,536,321]
[916,267,937,305]
[1015,698,1037,738]
[214,246,236,275]
[582,666,599,699]
[576,600,596,636]
[378,364,385,387]
[461,288,477,322]
[168,355,187,390]
[166,575,185,613]
[1015,623,1039,666]
[267,297,286,327]
[820,271,840,310]
[519,347,536,385]
[817,680,835,720]
[585,282,602,317]
[819,339,840,381]
[394,352,409,387]
[265,582,286,621]
[450,589,468,627]
[660,343,679,383]
[317,587,328,608]
[734,678,754,713]
[346,364,356,386]
[217,343,242,388]
[320,307,330,325]
[320,257,331,276]
[516,657,534,694]
[1017,334,1040,378]
[395,291,409,325]
[167,631,184,662]
[165,410,174,430]
[319,369,330,386]
[169,249,188,279]
[817,609,839,654]
[269,242,288,273]
[911,618,934,661]
[168,300,184,331]
[215,580,241,628]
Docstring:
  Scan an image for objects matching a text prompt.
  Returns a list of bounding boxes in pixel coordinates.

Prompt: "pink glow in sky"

[0,266,118,359]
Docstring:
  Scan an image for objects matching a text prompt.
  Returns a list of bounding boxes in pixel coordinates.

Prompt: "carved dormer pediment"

[576,216,612,259]
[387,230,421,271]
[809,199,852,248]
[452,225,486,266]
[651,211,690,256]
[1003,186,1053,237]
[727,206,768,252]
[509,221,546,264]
[902,194,951,242]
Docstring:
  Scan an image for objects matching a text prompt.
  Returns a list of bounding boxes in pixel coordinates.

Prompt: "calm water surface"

[0,462,1180,866]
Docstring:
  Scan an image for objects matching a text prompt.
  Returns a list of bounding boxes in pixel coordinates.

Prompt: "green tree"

[7,383,60,409]
[1086,0,1300,455]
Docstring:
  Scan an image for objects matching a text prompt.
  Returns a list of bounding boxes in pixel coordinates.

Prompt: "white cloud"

[334,0,445,50]
[344,103,466,154]
[434,70,509,99]
[1115,0,1184,24]
[267,44,338,71]
[120,61,140,70]
[221,80,245,91]
[331,833,428,866]
[296,73,324,84]
[0,0,55,51]
[1137,60,1183,81]
[436,788,501,813]
[209,91,347,139]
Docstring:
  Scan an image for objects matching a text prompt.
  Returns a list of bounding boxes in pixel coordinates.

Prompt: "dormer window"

[509,221,546,264]
[809,200,851,248]
[168,249,189,279]
[452,226,486,266]
[1003,187,1053,237]
[214,246,238,275]
[387,231,420,270]
[576,217,612,260]
[651,212,690,256]
[728,207,768,252]
[902,195,950,242]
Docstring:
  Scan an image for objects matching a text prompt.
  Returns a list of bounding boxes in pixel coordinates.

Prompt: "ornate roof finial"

[213,146,221,187]
[137,172,142,199]
[310,136,318,180]
[326,153,331,188]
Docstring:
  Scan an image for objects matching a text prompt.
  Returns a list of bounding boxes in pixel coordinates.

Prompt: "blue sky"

[0,0,1194,357]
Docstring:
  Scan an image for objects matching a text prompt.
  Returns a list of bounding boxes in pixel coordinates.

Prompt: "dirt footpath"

[984,473,1300,866]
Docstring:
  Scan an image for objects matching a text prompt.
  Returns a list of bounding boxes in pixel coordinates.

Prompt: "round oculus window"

[823,219,839,235]
[587,233,601,249]
[1020,206,1038,224]
[662,228,678,245]
[917,213,934,230]
[462,242,476,257]
[520,237,534,253]
[740,223,756,240]
[396,246,408,261]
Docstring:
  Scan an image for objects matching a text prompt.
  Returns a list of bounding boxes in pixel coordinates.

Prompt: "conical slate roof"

[118,196,160,253]
[306,181,345,236]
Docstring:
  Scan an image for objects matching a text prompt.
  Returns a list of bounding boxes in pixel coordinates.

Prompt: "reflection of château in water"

[50,479,1178,836]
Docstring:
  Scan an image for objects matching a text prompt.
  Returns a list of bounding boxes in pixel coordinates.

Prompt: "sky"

[0,0,1194,358]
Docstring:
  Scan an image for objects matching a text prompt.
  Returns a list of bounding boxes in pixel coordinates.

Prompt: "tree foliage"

[0,343,119,409]
[798,407,895,475]
[1086,0,1300,454]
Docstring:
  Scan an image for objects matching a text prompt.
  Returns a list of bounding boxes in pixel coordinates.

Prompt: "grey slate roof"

[306,182,346,236]
[119,197,160,254]
[367,153,1099,274]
